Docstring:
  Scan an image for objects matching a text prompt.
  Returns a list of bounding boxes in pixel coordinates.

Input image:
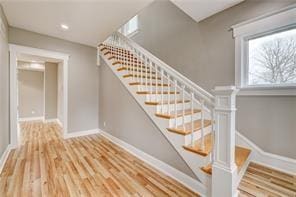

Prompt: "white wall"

[9,27,99,133]
[44,62,58,120]
[18,68,44,118]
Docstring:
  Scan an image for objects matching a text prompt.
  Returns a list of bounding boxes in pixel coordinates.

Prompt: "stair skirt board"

[99,130,207,196]
[100,52,212,187]
[236,131,296,176]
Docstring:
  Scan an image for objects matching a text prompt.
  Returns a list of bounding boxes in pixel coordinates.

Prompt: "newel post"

[212,86,239,197]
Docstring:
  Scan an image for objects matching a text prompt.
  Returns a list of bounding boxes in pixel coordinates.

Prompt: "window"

[248,28,296,86]
[233,5,296,95]
[119,15,139,37]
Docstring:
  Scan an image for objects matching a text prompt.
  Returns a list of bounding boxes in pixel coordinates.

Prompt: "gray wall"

[18,68,44,118]
[0,5,9,159]
[99,61,196,178]
[9,27,99,133]
[44,62,58,120]
[132,0,296,159]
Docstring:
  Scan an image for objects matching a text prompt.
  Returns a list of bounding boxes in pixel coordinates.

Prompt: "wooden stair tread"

[129,82,169,86]
[236,146,252,172]
[167,119,212,135]
[201,164,212,175]
[201,146,251,175]
[183,133,212,156]
[145,100,190,105]
[156,109,201,119]
[124,74,161,80]
[137,91,180,95]
[123,74,161,80]
[100,47,108,51]
[117,67,155,74]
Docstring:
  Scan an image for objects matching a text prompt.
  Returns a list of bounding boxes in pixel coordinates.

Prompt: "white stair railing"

[103,30,215,155]
[100,32,239,196]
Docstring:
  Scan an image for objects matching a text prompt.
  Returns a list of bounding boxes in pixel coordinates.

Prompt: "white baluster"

[191,92,194,147]
[182,85,186,130]
[200,99,205,150]
[145,56,148,92]
[174,80,178,128]
[161,70,164,114]
[150,61,153,101]
[167,76,170,115]
[140,53,143,89]
[155,66,158,104]
[211,108,215,163]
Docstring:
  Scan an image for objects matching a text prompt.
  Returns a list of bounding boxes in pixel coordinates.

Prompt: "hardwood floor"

[239,162,296,197]
[0,121,199,197]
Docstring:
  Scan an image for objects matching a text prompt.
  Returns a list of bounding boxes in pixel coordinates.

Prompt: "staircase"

[98,32,251,196]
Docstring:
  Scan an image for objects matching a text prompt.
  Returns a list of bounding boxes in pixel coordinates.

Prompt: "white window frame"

[120,15,139,38]
[232,5,296,96]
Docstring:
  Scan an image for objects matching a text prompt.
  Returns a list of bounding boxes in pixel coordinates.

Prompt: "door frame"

[9,44,69,147]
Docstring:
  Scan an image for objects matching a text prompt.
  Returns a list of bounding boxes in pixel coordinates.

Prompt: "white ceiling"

[1,0,153,47]
[170,0,244,22]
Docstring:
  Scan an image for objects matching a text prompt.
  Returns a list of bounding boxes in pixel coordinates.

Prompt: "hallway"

[0,121,198,197]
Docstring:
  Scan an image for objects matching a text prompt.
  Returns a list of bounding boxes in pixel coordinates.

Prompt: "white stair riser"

[156,102,191,112]
[168,113,202,127]
[146,94,184,101]
[137,86,173,92]
[184,126,212,146]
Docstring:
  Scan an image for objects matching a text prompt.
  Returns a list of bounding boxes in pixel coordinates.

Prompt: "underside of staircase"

[98,32,252,196]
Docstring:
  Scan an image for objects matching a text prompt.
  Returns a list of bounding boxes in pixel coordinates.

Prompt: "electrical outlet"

[32,110,35,114]
[103,121,106,127]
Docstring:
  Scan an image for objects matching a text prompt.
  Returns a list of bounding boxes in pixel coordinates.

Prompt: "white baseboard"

[44,118,58,123]
[19,116,44,122]
[0,144,12,174]
[236,131,296,175]
[56,119,63,127]
[64,128,100,139]
[100,129,206,196]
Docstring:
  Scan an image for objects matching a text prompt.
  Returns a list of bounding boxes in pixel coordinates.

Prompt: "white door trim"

[9,44,69,148]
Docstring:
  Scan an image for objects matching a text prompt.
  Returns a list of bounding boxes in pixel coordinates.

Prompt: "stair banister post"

[212,86,239,197]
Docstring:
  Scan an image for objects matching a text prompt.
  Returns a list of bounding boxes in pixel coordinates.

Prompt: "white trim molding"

[19,116,44,122]
[232,5,296,96]
[9,44,69,147]
[100,130,207,196]
[63,129,100,139]
[0,144,12,174]
[236,131,296,175]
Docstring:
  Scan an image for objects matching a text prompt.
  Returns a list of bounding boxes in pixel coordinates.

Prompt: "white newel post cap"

[212,86,239,109]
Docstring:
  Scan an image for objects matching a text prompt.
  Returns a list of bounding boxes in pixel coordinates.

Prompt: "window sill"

[126,29,140,38]
[237,86,296,96]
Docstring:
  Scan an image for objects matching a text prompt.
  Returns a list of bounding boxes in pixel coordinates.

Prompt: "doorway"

[9,44,69,147]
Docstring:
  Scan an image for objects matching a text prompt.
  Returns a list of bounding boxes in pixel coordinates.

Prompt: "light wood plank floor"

[0,121,199,197]
[239,162,296,197]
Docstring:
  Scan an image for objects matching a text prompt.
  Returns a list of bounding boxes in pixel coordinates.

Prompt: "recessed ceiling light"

[61,24,69,30]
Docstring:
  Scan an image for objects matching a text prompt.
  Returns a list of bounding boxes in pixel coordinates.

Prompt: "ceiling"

[170,0,244,22]
[1,0,153,47]
[2,0,243,47]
